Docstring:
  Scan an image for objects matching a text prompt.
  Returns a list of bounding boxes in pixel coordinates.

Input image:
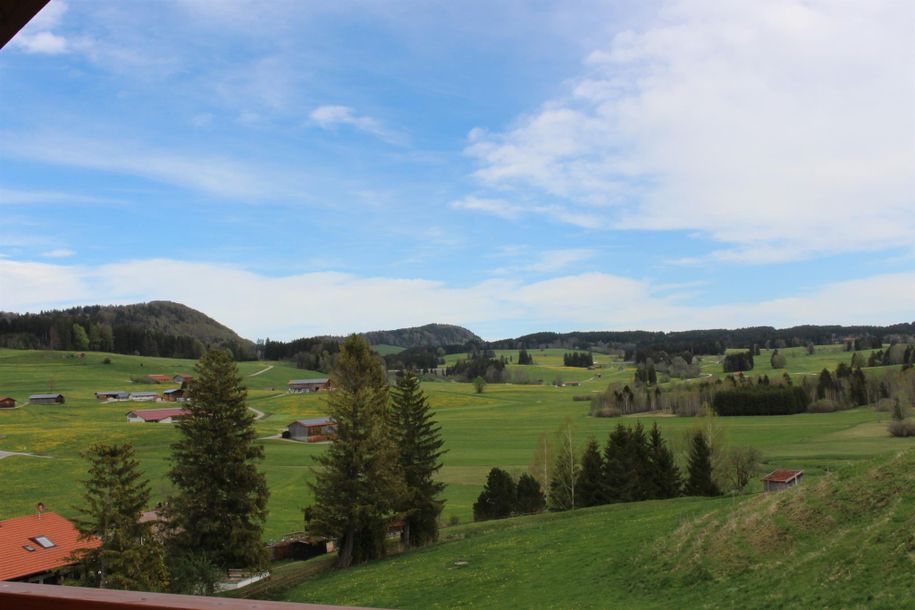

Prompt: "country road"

[247,365,274,377]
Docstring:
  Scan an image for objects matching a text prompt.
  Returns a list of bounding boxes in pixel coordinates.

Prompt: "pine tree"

[548,418,578,511]
[166,348,269,573]
[515,473,546,514]
[602,425,631,503]
[575,439,605,507]
[628,423,653,501]
[308,335,403,567]
[389,370,446,547]
[473,467,516,521]
[73,443,167,591]
[684,431,721,496]
[647,423,681,499]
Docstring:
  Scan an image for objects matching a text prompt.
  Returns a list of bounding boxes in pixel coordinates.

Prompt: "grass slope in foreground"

[283,449,915,610]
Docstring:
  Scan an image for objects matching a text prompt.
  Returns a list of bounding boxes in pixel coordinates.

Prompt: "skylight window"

[22,544,36,552]
[31,536,55,548]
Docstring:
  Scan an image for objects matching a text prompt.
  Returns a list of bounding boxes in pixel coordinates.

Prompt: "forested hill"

[0,301,256,359]
[359,323,482,348]
[490,323,915,355]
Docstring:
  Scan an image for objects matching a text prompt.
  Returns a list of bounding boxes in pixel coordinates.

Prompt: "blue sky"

[1,0,913,340]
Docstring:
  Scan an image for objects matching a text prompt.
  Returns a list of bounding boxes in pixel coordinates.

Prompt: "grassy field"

[280,449,915,609]
[0,346,907,541]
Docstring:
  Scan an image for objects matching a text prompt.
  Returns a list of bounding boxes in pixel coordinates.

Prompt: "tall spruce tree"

[167,348,268,573]
[473,467,517,521]
[647,423,681,499]
[515,473,546,514]
[389,370,446,547]
[575,439,605,507]
[308,335,404,567]
[548,418,579,511]
[602,425,631,503]
[628,423,653,501]
[73,443,167,591]
[684,431,721,496]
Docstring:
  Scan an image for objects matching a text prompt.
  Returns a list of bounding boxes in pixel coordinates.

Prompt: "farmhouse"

[162,388,187,402]
[129,391,159,402]
[0,397,16,408]
[28,394,64,405]
[0,511,100,584]
[287,378,332,393]
[762,469,804,492]
[286,417,337,442]
[126,407,189,423]
[146,374,172,383]
[173,374,193,383]
[95,391,129,401]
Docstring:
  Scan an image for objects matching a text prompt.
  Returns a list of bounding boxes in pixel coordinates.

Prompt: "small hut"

[761,469,804,492]
[0,397,17,408]
[286,417,337,442]
[28,394,65,405]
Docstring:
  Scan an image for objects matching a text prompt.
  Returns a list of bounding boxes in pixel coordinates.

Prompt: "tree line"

[474,420,726,523]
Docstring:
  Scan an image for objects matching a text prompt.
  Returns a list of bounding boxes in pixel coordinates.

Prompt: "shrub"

[102,357,112,365]
[807,399,838,413]
[888,420,915,437]
[874,398,895,412]
[447,515,460,527]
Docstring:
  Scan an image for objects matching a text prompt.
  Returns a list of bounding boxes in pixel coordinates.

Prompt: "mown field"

[0,345,905,541]
[281,449,915,609]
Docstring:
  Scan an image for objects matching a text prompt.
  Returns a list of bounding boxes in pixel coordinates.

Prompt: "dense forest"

[489,323,915,356]
[0,301,255,360]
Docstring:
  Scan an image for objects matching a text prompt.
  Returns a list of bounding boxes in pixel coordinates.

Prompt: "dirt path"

[248,406,266,420]
[0,450,51,460]
[247,365,274,377]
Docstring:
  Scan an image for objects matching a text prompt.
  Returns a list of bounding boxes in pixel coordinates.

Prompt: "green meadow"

[0,346,907,542]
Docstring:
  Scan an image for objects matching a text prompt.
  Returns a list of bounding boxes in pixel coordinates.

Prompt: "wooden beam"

[0,0,51,50]
[0,581,378,610]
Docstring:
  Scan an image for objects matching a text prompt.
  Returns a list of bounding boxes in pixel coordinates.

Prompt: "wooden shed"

[28,394,64,405]
[762,469,804,492]
[287,378,332,393]
[286,417,337,442]
[0,397,16,409]
[162,388,187,402]
[95,391,129,401]
[126,407,189,423]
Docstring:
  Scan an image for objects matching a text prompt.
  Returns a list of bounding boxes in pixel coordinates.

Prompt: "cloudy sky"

[1,0,913,340]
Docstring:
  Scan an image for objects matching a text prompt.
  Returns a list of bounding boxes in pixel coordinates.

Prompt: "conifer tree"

[602,425,631,503]
[167,348,268,573]
[308,335,403,567]
[575,439,605,507]
[389,370,446,547]
[684,431,721,496]
[647,423,681,499]
[74,443,167,591]
[548,418,579,511]
[515,473,546,514]
[473,467,516,521]
[628,423,653,501]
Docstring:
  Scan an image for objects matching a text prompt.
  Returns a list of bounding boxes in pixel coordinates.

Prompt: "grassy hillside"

[280,449,915,609]
[0,346,909,541]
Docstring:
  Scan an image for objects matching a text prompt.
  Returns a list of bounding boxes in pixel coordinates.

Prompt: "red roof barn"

[0,512,100,583]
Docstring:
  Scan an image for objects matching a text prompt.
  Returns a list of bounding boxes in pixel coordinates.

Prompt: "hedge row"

[712,385,809,416]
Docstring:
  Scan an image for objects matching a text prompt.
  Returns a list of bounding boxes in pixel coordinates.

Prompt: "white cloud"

[11,0,71,54]
[490,248,598,275]
[450,196,604,229]
[309,105,403,144]
[1,258,912,340]
[41,249,75,259]
[0,132,309,203]
[464,0,915,261]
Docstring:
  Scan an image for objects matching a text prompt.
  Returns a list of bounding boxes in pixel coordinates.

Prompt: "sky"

[1,0,913,341]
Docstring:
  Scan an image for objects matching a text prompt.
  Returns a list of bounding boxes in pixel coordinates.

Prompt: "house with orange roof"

[0,511,100,584]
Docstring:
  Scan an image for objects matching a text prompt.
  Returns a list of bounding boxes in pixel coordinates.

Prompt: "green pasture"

[0,347,908,541]
[282,449,915,609]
